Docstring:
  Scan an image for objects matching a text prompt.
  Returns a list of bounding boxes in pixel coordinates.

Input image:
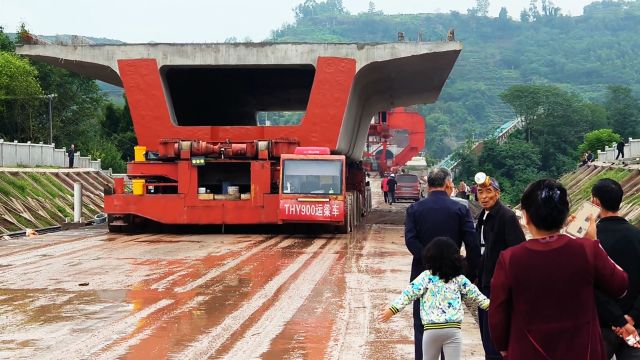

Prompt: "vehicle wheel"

[107,214,133,233]
[336,194,352,234]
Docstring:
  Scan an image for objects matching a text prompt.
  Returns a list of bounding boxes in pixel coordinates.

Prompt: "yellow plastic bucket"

[134,146,147,162]
[132,179,145,195]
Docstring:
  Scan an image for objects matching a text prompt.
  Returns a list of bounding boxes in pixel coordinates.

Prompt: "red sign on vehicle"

[279,200,344,222]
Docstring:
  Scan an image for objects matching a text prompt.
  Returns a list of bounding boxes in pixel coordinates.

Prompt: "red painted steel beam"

[118,58,355,152]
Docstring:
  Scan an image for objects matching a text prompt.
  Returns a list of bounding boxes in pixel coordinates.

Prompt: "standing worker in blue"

[404,167,481,360]
[473,172,526,360]
[67,144,76,168]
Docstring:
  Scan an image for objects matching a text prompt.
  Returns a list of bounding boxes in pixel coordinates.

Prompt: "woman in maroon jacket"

[489,179,628,360]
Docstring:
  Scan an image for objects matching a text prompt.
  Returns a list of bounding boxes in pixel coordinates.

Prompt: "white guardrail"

[598,138,640,162]
[0,139,101,170]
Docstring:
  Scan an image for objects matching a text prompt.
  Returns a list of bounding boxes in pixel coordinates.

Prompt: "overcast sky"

[0,0,596,43]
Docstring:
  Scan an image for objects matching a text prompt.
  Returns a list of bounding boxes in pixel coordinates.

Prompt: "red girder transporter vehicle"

[17,42,461,232]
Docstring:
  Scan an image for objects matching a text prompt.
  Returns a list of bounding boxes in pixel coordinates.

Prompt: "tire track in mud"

[94,295,209,360]
[173,236,286,293]
[150,235,286,291]
[93,235,307,359]
[0,228,108,258]
[172,239,331,360]
[0,234,163,290]
[325,226,372,360]
[41,299,174,360]
[0,232,150,268]
[223,241,341,360]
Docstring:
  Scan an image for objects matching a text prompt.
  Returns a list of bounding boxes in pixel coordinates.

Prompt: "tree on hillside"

[294,0,347,20]
[478,138,543,205]
[468,0,490,17]
[541,0,561,18]
[604,85,640,139]
[0,26,15,52]
[0,52,43,141]
[33,62,106,148]
[577,129,621,156]
[498,7,509,21]
[501,84,602,177]
[529,0,542,21]
[453,137,543,205]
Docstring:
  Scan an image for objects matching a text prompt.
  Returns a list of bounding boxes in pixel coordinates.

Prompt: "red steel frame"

[364,108,426,174]
[105,57,358,225]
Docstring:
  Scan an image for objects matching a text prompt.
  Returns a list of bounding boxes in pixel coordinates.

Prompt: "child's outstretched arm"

[459,276,490,310]
[377,271,430,323]
[377,307,394,323]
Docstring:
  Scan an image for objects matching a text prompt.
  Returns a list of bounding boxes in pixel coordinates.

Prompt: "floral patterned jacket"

[389,270,489,329]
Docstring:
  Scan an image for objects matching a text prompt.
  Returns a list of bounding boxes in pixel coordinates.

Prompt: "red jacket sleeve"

[591,240,628,299]
[489,252,511,351]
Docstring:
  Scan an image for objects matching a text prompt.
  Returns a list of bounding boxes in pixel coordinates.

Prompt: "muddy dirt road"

[0,192,484,359]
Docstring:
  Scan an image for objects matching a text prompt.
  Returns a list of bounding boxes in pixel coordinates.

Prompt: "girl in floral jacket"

[378,237,489,360]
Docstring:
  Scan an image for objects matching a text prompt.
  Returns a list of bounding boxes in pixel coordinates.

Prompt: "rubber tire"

[336,194,352,234]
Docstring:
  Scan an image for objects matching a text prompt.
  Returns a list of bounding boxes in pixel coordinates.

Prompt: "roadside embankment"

[560,163,640,225]
[0,168,112,234]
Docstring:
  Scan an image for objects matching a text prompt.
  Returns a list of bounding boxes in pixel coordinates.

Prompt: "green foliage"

[468,0,490,16]
[13,214,33,229]
[0,52,43,141]
[577,129,622,155]
[0,179,13,197]
[87,141,126,173]
[604,85,640,139]
[455,138,543,205]
[100,100,136,162]
[0,27,16,52]
[500,84,604,177]
[53,202,71,218]
[271,1,640,161]
[294,0,347,21]
[34,61,106,147]
[574,168,631,203]
[44,174,72,196]
[25,173,59,198]
[0,172,48,199]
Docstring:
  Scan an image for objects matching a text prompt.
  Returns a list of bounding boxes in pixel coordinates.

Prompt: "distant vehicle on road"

[394,174,422,202]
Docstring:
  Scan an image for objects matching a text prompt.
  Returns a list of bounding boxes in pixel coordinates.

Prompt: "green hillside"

[271,0,640,159]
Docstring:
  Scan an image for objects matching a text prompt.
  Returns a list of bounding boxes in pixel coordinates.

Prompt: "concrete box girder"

[17,42,462,160]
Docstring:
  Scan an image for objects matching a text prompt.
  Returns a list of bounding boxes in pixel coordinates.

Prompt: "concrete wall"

[598,138,640,163]
[0,140,102,170]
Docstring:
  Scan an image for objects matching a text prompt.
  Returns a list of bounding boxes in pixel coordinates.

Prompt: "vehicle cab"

[278,147,346,224]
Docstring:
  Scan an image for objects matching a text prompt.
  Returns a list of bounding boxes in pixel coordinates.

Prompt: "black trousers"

[602,327,640,360]
[617,149,625,159]
[388,191,396,203]
[68,157,74,168]
[479,286,502,360]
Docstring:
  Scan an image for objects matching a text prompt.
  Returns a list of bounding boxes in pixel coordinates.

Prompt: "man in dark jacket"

[67,144,76,168]
[387,173,397,204]
[405,167,480,360]
[617,140,625,160]
[474,172,526,360]
[588,178,640,359]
